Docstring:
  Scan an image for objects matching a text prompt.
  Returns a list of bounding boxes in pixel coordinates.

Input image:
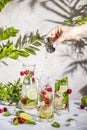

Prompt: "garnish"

[3,111,11,116]
[3,107,8,112]
[67,89,72,94]
[55,77,68,91]
[0,109,3,113]
[51,121,60,128]
[81,95,87,107]
[80,104,85,109]
[66,118,75,122]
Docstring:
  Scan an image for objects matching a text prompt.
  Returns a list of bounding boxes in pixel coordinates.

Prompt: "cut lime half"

[27,88,37,100]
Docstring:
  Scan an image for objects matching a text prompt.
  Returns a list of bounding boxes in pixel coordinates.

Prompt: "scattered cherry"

[20,71,25,76]
[0,109,3,113]
[67,89,72,94]
[19,118,25,124]
[21,98,27,105]
[13,117,18,122]
[80,104,85,109]
[3,107,8,112]
[24,70,29,75]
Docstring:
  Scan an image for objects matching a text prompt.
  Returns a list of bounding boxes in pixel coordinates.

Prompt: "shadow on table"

[79,84,87,96]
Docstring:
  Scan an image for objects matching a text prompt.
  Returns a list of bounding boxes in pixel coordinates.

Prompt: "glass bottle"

[54,77,69,114]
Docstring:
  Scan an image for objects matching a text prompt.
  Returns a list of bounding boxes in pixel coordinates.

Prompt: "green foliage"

[0,27,19,40]
[0,78,22,104]
[0,28,43,63]
[63,16,87,26]
[55,77,68,91]
[0,0,12,11]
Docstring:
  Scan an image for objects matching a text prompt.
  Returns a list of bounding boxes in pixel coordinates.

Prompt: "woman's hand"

[46,25,81,44]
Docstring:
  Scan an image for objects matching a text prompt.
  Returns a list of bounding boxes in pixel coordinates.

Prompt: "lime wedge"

[20,112,32,121]
[81,96,87,107]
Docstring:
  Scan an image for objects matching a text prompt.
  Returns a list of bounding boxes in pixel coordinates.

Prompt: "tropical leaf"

[0,27,19,41]
[0,0,12,11]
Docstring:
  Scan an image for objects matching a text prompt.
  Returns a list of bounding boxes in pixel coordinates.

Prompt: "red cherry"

[67,89,72,94]
[13,117,18,122]
[0,109,3,113]
[41,90,46,96]
[21,98,27,105]
[3,107,8,112]
[44,97,49,102]
[24,70,29,75]
[19,118,25,124]
[30,71,34,76]
[80,104,85,109]
[46,87,52,92]
[20,71,25,76]
[45,101,51,107]
[17,116,21,120]
[32,77,35,83]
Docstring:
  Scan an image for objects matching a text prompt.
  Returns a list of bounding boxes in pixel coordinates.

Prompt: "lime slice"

[20,112,32,121]
[27,88,37,100]
[81,96,87,107]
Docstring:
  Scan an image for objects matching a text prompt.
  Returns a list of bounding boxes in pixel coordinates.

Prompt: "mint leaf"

[51,121,60,128]
[66,118,75,122]
[39,94,44,102]
[62,91,69,104]
[25,120,36,125]
[16,110,24,116]
[3,111,11,116]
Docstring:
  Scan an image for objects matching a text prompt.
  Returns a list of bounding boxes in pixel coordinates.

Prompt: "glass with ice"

[38,80,54,121]
[54,77,69,114]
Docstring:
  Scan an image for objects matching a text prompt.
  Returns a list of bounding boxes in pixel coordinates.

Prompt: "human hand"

[46,25,80,44]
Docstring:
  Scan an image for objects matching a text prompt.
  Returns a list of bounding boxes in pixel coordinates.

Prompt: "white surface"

[0,100,87,130]
[0,0,87,99]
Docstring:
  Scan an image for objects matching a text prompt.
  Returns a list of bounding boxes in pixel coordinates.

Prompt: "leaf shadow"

[57,38,87,75]
[40,0,87,24]
[79,84,87,96]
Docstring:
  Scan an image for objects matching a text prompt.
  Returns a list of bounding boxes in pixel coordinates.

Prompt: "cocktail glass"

[37,81,54,121]
[54,77,69,114]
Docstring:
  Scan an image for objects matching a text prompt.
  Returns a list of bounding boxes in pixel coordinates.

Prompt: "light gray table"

[0,100,87,130]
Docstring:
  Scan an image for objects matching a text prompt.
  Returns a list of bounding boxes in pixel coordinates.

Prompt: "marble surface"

[0,100,87,130]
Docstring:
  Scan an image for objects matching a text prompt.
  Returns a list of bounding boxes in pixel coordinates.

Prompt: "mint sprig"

[55,77,68,91]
